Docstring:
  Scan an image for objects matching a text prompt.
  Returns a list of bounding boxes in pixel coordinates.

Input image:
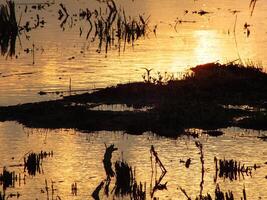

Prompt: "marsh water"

[0,122,267,199]
[0,0,267,199]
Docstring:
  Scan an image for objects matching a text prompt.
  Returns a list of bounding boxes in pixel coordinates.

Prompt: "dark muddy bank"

[1,62,267,137]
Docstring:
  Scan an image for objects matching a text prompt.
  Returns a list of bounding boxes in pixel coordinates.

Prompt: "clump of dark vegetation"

[180,182,247,200]
[114,160,133,196]
[114,160,146,199]
[58,0,149,55]
[179,142,248,200]
[0,167,15,190]
[24,151,53,176]
[0,1,18,57]
[214,157,259,181]
[0,62,267,137]
[0,1,49,58]
[0,167,23,199]
[92,144,146,200]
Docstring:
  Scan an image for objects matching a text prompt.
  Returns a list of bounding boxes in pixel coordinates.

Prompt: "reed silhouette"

[92,144,146,200]
[24,151,53,176]
[0,1,18,57]
[214,157,259,181]
[103,144,118,179]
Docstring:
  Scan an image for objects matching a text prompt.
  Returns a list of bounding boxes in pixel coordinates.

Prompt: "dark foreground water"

[0,122,266,199]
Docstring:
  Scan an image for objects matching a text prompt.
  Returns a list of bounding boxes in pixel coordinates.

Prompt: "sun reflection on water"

[194,30,222,64]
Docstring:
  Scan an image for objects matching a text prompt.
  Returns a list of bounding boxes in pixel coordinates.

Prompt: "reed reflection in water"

[0,122,266,199]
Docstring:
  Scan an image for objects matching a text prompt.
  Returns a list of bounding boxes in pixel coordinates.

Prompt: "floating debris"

[228,9,241,15]
[243,22,251,37]
[192,10,213,16]
[185,158,191,168]
[203,130,224,137]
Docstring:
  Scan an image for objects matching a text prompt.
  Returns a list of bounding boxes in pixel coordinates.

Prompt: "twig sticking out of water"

[233,14,243,65]
[249,0,257,16]
[178,186,192,200]
[150,145,167,197]
[92,181,104,200]
[103,144,118,180]
[40,179,60,200]
[71,182,77,195]
[94,145,146,200]
[195,141,204,198]
[242,185,247,200]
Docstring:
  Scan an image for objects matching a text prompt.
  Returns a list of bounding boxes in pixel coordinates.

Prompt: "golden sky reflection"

[194,30,222,64]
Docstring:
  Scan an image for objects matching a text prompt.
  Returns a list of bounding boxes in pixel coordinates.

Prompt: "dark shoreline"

[1,62,267,137]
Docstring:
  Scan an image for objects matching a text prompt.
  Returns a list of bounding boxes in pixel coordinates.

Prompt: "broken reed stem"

[195,141,204,198]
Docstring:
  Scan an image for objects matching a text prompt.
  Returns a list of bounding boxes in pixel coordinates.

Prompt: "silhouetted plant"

[103,144,118,179]
[0,1,18,57]
[24,151,53,176]
[214,157,258,181]
[0,167,14,190]
[114,160,133,196]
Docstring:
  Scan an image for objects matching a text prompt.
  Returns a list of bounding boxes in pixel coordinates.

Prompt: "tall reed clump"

[24,151,53,176]
[114,160,146,199]
[0,167,15,190]
[114,160,133,196]
[76,0,149,54]
[214,157,256,181]
[24,153,41,176]
[93,145,146,200]
[0,1,18,57]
